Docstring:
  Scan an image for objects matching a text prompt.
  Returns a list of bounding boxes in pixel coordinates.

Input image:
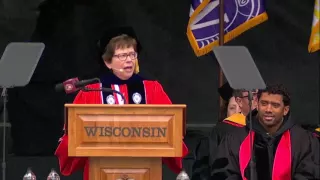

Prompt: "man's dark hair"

[233,89,246,98]
[257,84,291,106]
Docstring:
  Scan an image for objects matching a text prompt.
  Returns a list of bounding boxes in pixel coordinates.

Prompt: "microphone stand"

[82,87,127,104]
[248,91,255,180]
[1,88,8,180]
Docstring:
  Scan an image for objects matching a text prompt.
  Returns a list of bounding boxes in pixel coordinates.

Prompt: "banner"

[308,0,319,53]
[187,0,268,56]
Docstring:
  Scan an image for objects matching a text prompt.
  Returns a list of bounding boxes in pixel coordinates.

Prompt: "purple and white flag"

[187,0,268,56]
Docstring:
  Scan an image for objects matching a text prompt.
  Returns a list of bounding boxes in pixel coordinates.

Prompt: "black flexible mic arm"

[82,87,127,104]
[75,78,101,88]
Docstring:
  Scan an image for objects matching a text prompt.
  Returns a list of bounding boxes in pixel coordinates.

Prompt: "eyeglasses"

[242,92,258,99]
[113,52,137,61]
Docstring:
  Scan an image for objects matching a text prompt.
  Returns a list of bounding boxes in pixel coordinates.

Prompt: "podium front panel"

[89,157,162,180]
[66,104,185,157]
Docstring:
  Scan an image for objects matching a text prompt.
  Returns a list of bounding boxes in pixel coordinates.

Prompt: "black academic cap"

[97,26,142,55]
[218,82,234,101]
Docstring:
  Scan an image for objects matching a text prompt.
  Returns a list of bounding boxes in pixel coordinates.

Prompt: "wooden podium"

[66,104,186,180]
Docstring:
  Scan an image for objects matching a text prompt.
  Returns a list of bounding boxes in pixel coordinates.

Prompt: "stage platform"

[0,155,191,180]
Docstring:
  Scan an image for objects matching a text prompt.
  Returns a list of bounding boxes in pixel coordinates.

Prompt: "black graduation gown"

[211,115,320,180]
[301,124,320,139]
[191,113,248,180]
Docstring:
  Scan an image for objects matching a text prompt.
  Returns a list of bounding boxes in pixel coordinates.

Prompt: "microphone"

[55,78,79,94]
[55,78,100,94]
[112,68,124,72]
[82,87,127,104]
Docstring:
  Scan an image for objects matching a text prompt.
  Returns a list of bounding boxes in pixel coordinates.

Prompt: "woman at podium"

[55,27,188,180]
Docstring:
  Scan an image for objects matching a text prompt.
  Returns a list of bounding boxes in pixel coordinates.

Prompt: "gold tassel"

[134,58,140,73]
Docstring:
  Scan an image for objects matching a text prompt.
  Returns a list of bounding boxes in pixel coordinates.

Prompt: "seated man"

[214,84,258,144]
[191,83,257,180]
[211,84,320,180]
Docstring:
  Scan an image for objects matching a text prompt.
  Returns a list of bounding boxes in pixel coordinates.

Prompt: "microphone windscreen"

[63,78,79,94]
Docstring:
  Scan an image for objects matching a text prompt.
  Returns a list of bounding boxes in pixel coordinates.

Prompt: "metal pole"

[1,88,7,180]
[218,0,225,120]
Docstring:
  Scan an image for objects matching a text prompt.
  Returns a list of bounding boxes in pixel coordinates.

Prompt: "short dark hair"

[102,34,137,63]
[233,89,246,98]
[257,84,291,106]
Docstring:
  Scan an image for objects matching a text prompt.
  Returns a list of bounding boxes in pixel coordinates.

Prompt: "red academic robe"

[55,75,188,180]
[211,115,320,180]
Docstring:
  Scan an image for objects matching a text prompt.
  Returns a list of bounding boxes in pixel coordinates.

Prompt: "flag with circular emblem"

[187,0,268,57]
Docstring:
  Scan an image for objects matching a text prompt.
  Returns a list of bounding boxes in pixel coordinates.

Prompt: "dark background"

[0,0,319,165]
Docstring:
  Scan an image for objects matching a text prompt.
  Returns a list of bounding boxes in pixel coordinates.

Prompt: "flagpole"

[218,2,255,179]
[218,0,225,120]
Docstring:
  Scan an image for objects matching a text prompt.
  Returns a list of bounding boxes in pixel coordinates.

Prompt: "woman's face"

[105,47,137,80]
[227,96,241,117]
